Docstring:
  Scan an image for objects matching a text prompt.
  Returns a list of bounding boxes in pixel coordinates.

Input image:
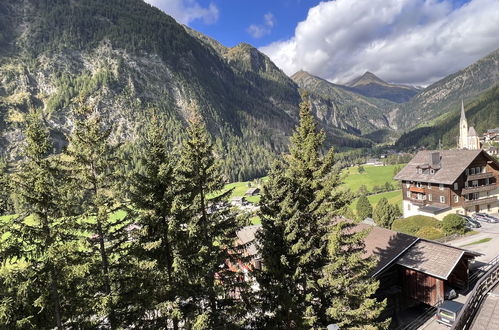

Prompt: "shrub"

[442,214,467,235]
[415,226,444,240]
[356,195,373,221]
[392,215,441,235]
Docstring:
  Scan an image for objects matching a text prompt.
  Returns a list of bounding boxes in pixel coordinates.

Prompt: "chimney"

[430,152,440,166]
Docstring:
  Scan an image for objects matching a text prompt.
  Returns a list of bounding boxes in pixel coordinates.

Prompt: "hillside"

[394,48,499,129]
[0,0,374,182]
[396,85,499,149]
[345,71,419,103]
[291,70,396,134]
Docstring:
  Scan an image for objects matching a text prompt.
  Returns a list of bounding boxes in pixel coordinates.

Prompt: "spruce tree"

[0,158,12,215]
[319,221,388,329]
[373,198,398,229]
[127,116,181,327]
[173,114,247,328]
[356,195,373,221]
[256,96,352,328]
[64,104,132,328]
[0,112,77,329]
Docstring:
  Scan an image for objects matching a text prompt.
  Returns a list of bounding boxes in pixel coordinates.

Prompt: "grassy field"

[341,164,402,193]
[221,177,267,204]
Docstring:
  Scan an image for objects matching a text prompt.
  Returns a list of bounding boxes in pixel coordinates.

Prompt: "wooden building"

[394,150,499,219]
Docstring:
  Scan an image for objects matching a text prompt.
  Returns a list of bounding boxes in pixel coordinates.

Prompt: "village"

[228,102,499,329]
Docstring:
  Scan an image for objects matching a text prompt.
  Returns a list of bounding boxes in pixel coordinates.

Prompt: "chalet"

[230,196,247,206]
[245,187,260,196]
[234,222,480,315]
[394,150,499,219]
[360,224,480,315]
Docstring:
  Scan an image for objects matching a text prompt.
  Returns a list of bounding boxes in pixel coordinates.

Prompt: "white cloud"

[247,12,275,39]
[144,0,219,25]
[260,0,499,85]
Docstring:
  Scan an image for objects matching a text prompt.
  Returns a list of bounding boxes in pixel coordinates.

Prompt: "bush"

[415,226,445,240]
[442,214,467,235]
[356,195,373,221]
[392,215,441,235]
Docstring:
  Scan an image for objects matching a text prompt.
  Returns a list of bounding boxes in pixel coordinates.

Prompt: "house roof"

[245,188,260,194]
[357,223,419,277]
[393,149,483,184]
[236,225,261,257]
[396,240,480,280]
[469,127,478,137]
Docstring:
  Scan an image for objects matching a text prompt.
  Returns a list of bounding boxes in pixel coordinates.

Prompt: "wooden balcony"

[463,196,498,207]
[462,184,497,195]
[410,198,426,206]
[467,172,494,181]
[410,187,425,193]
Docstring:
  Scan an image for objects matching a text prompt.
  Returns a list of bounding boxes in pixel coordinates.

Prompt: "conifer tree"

[0,112,77,329]
[373,197,399,229]
[319,221,388,329]
[0,157,12,215]
[256,96,352,328]
[173,114,247,328]
[356,195,373,221]
[127,116,181,327]
[64,104,132,328]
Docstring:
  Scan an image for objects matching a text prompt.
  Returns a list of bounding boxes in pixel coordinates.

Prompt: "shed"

[245,188,260,196]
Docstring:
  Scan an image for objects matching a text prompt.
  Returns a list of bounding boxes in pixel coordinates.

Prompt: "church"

[458,100,481,150]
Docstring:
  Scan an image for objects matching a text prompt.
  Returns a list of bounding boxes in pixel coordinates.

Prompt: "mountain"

[0,0,372,182]
[394,48,499,129]
[344,71,419,103]
[291,71,396,134]
[395,85,499,150]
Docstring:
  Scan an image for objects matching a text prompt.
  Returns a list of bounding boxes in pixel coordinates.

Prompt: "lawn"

[220,177,267,204]
[341,164,402,193]
[462,237,492,247]
[350,190,403,213]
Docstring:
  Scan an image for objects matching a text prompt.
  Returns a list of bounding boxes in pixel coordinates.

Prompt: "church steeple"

[459,98,469,149]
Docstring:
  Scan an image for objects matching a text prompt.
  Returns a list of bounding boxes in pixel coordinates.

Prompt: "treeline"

[0,100,388,329]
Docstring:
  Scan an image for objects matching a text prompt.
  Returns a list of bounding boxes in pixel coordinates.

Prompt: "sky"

[144,0,499,86]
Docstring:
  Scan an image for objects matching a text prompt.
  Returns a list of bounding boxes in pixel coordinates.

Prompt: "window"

[472,180,478,187]
[428,194,432,201]
[465,181,469,188]
[406,191,411,198]
[454,182,458,190]
[485,178,490,185]
[417,168,422,174]
[416,182,422,188]
[430,169,435,175]
[439,184,444,190]
[466,168,469,175]
[470,168,475,175]
[454,195,459,203]
[405,182,410,188]
[407,204,411,210]
[476,167,481,173]
[428,184,432,190]
[440,196,445,203]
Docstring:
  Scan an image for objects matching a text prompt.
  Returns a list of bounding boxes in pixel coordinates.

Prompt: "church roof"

[460,99,466,122]
[393,149,483,184]
[468,127,478,137]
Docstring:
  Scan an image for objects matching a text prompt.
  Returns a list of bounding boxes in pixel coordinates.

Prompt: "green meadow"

[341,164,401,193]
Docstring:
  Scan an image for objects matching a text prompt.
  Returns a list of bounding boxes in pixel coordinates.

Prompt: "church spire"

[460,98,465,121]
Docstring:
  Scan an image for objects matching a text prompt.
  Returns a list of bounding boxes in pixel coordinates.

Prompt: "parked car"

[459,215,481,228]
[484,214,499,223]
[472,213,494,223]
[436,300,464,326]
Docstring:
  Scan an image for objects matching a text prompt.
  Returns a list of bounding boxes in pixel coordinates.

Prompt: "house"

[230,196,247,206]
[394,149,499,219]
[359,223,480,312]
[245,187,260,196]
[484,128,499,142]
[232,222,480,315]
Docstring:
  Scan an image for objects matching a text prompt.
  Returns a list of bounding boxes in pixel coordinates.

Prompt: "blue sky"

[145,0,499,86]
[188,0,324,48]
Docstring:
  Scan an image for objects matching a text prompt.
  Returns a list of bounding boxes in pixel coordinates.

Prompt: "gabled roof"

[357,223,419,277]
[394,149,483,184]
[236,225,261,257]
[469,127,478,137]
[396,240,480,280]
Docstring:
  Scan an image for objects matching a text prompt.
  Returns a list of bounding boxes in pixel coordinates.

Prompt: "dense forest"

[0,99,389,329]
[396,85,499,150]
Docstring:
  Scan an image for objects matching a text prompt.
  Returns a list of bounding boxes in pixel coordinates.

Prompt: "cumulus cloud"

[260,0,499,85]
[247,13,275,39]
[144,0,219,25]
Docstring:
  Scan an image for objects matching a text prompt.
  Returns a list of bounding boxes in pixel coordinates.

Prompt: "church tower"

[459,99,468,149]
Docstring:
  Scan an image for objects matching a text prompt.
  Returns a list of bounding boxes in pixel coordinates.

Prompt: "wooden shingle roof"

[394,149,483,184]
[396,240,480,280]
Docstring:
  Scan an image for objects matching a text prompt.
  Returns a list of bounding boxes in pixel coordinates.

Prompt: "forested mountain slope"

[0,0,389,181]
[396,85,499,149]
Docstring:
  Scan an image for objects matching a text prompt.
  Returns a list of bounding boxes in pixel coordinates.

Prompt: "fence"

[451,255,499,330]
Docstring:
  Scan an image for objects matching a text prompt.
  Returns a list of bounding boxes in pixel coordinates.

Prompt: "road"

[419,215,499,330]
